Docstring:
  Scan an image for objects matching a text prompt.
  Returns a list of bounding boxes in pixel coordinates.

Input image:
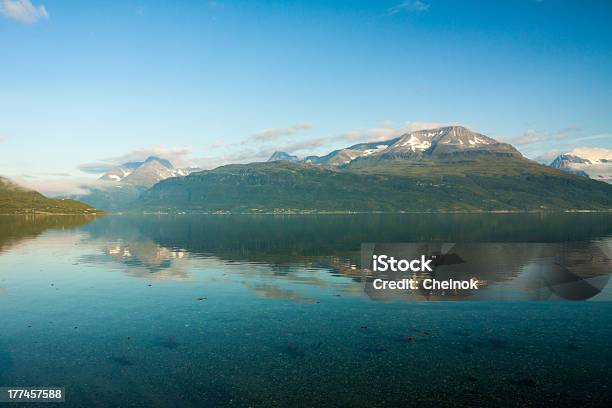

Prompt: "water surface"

[0,214,611,407]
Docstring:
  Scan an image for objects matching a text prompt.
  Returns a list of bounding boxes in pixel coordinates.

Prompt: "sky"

[1,0,611,194]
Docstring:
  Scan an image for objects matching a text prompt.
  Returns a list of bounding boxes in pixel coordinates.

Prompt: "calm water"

[0,214,611,407]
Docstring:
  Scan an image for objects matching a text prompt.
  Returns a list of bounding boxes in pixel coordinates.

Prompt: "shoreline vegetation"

[0,212,105,216]
[2,210,612,218]
[2,209,612,218]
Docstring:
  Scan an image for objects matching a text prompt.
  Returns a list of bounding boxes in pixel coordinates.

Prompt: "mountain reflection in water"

[4,213,599,301]
[1,213,611,301]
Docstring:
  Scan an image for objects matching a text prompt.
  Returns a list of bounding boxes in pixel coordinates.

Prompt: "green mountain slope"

[0,177,104,215]
[136,159,612,212]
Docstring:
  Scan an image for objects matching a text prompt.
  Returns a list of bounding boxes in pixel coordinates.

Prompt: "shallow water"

[0,214,611,407]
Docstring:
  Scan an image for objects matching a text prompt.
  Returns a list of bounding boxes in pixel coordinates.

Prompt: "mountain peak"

[357,125,521,164]
[268,151,300,163]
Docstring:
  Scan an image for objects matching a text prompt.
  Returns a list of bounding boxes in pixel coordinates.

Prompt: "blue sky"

[1,0,611,194]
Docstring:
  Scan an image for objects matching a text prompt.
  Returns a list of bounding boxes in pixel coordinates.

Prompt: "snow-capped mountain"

[268,126,521,166]
[550,148,612,183]
[100,156,199,188]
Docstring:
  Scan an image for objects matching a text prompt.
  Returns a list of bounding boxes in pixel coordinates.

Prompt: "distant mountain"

[76,156,200,211]
[0,176,103,215]
[100,156,196,187]
[136,126,612,213]
[550,149,612,183]
[268,151,300,163]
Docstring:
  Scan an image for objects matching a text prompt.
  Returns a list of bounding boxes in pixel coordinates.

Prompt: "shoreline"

[123,209,612,216]
[0,213,105,216]
[2,210,611,217]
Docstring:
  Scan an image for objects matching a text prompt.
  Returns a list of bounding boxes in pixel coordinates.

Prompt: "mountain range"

[549,149,612,184]
[6,126,607,214]
[137,126,612,213]
[0,176,102,215]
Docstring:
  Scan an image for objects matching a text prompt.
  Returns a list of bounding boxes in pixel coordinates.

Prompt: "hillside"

[0,177,104,215]
[137,158,612,213]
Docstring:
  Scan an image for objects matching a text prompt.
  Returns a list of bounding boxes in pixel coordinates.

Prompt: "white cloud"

[280,137,331,153]
[77,162,116,174]
[208,141,228,149]
[78,146,194,174]
[567,147,612,162]
[571,133,612,143]
[190,139,332,169]
[252,123,313,141]
[388,1,429,15]
[1,0,48,24]
[12,175,97,196]
[110,146,193,166]
[533,150,560,164]
[500,127,578,146]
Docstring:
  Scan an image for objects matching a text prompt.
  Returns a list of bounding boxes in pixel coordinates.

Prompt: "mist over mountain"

[0,176,102,214]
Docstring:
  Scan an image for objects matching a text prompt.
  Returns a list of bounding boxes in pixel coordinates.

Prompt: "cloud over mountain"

[78,147,193,174]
